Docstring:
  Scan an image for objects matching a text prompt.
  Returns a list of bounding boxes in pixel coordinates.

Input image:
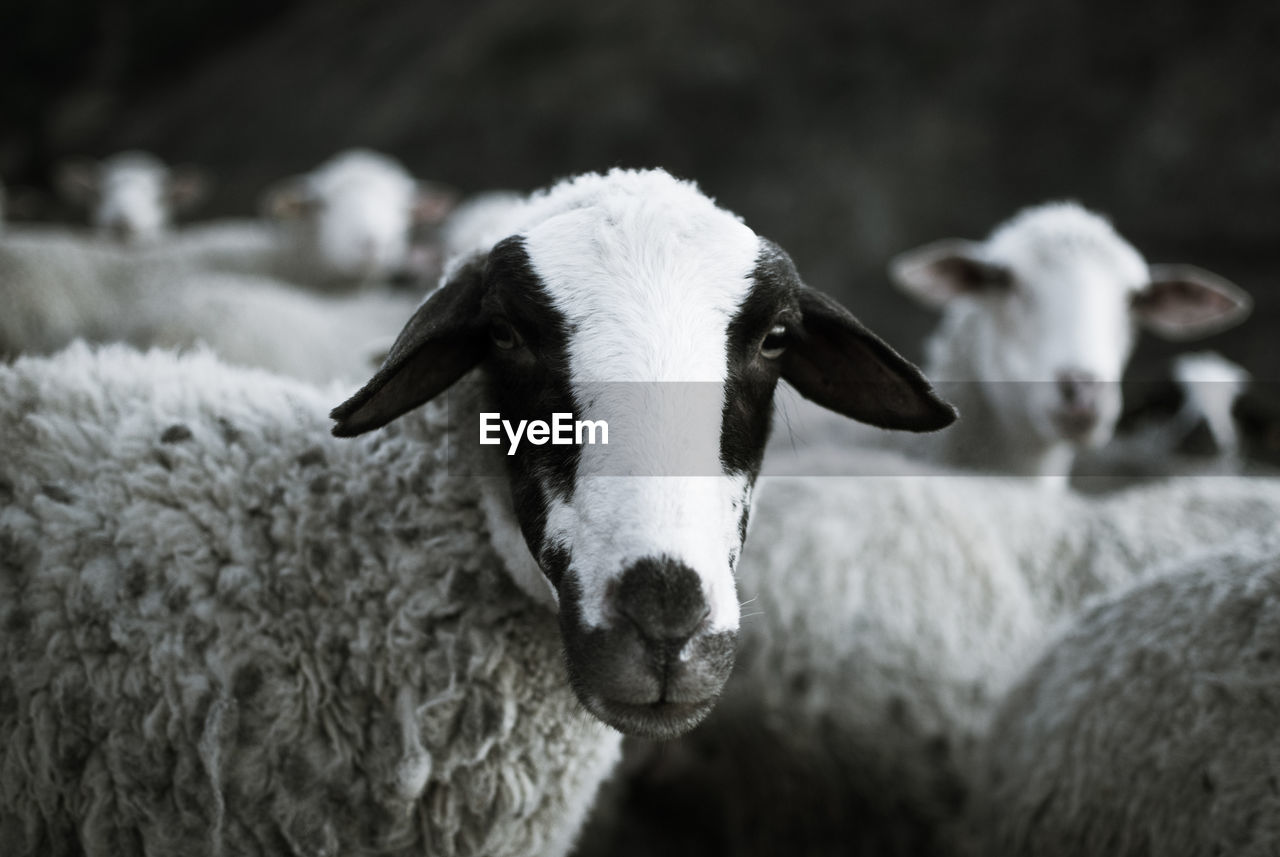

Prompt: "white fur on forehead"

[985,202,1148,287]
[100,150,169,180]
[306,149,416,199]
[521,169,761,382]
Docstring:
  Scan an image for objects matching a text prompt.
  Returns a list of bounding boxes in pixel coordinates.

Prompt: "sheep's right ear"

[888,239,1011,308]
[331,259,488,437]
[56,158,100,207]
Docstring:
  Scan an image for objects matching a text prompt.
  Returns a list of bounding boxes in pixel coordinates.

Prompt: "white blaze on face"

[522,179,762,635]
[97,160,169,243]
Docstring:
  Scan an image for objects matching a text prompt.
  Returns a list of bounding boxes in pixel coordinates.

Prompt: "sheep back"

[0,344,619,857]
[972,537,1280,857]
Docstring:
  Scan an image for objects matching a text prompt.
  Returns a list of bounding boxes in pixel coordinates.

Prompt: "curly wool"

[0,343,620,857]
[972,536,1280,857]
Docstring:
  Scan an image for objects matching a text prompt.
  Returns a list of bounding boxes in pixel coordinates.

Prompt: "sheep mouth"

[1050,407,1102,443]
[585,695,720,739]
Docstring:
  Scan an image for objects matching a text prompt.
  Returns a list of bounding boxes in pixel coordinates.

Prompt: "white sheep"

[259,148,457,288]
[1071,350,1258,490]
[0,167,955,856]
[56,151,208,245]
[769,203,1252,485]
[970,535,1280,857]
[577,467,1280,857]
[0,230,413,384]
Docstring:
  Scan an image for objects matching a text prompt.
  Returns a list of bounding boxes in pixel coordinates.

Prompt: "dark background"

[3,0,1277,379]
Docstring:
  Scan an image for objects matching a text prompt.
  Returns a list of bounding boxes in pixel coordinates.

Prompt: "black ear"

[888,238,1012,308]
[331,258,488,436]
[781,288,958,432]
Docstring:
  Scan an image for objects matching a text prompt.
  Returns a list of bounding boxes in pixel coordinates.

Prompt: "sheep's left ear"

[167,166,209,212]
[1133,264,1252,341]
[781,288,958,432]
[412,181,459,225]
[330,258,487,436]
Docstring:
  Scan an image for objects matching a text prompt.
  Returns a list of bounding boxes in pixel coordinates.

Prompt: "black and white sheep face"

[332,168,955,738]
[893,202,1252,453]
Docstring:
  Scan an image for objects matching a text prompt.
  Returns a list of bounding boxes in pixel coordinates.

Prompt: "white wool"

[0,229,413,384]
[0,343,622,857]
[970,534,1280,856]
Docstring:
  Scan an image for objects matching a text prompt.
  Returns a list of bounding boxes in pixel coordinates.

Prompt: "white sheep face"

[96,156,170,243]
[58,151,206,245]
[266,149,453,282]
[894,202,1251,454]
[308,152,415,278]
[331,168,957,738]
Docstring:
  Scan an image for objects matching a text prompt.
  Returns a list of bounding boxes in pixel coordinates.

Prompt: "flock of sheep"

[1,153,1278,857]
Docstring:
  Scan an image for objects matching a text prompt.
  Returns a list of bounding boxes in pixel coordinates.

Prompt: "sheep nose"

[614,557,711,654]
[1056,369,1100,410]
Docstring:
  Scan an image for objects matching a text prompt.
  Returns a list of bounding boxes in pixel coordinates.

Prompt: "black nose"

[558,555,736,738]
[614,556,711,653]
[1056,369,1100,409]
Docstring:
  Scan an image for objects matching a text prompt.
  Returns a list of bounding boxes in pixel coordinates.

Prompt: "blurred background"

[2,0,1277,377]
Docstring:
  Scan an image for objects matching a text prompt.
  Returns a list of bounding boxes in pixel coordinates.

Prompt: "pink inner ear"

[1134,280,1236,326]
[413,187,459,225]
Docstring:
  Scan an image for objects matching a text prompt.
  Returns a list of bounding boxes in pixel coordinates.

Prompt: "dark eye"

[760,324,788,360]
[489,318,523,351]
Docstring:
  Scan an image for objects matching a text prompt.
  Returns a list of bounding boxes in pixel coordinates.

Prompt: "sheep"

[769,202,1252,485]
[0,229,415,384]
[259,148,458,289]
[56,151,208,245]
[0,166,956,857]
[1071,350,1260,490]
[79,149,461,292]
[574,467,1280,857]
[969,535,1280,857]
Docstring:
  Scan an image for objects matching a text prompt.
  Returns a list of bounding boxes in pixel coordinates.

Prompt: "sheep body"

[580,464,1280,856]
[971,536,1280,857]
[0,231,414,383]
[0,343,621,857]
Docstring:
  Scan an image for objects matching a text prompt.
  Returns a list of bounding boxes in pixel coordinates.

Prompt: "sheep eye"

[490,318,523,351]
[760,324,788,360]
